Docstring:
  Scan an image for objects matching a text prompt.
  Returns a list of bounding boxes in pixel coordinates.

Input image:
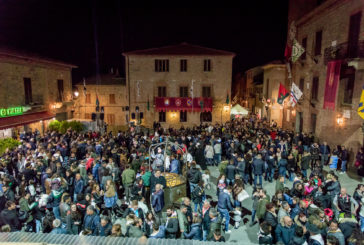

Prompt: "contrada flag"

[323,60,342,110]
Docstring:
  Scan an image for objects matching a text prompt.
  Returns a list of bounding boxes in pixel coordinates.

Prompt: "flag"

[290,82,303,107]
[232,95,238,104]
[83,78,86,96]
[358,86,364,120]
[277,83,289,104]
[190,80,194,98]
[323,60,342,110]
[147,97,150,111]
[284,43,292,61]
[226,93,230,104]
[291,39,305,62]
[96,94,100,107]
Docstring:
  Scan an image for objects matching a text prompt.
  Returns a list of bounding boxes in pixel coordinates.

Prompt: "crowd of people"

[0,117,363,245]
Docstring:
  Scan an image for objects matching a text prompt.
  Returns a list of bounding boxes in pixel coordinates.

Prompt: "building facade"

[0,48,76,137]
[73,73,128,128]
[123,43,235,128]
[288,0,364,155]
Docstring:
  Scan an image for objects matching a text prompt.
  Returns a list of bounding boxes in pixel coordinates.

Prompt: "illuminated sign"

[0,106,25,117]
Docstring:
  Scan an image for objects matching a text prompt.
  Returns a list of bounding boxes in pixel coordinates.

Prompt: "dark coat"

[123,208,145,221]
[150,175,167,192]
[99,222,112,236]
[338,218,358,239]
[264,211,278,229]
[165,216,179,239]
[225,164,236,180]
[0,209,20,231]
[152,190,164,213]
[217,191,233,211]
[207,217,222,241]
[184,223,202,240]
[201,208,210,231]
[275,223,296,245]
[83,213,100,235]
[253,158,265,175]
[195,147,207,170]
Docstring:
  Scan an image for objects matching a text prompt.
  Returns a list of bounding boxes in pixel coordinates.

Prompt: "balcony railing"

[324,40,364,64]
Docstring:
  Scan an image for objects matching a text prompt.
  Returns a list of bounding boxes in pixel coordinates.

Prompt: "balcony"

[324,40,364,64]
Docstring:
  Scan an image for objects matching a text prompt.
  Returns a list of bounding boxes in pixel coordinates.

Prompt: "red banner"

[323,60,342,110]
[155,97,213,112]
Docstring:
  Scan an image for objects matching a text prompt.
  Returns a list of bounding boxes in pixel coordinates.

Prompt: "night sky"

[0,1,289,83]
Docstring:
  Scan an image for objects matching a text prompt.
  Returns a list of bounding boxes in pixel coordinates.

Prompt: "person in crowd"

[183,215,202,240]
[275,216,296,245]
[151,183,164,224]
[217,185,233,233]
[50,219,67,234]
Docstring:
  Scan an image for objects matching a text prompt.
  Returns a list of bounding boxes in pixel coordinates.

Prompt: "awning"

[0,111,55,130]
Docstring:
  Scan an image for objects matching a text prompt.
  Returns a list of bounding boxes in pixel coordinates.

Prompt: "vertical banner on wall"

[323,60,342,110]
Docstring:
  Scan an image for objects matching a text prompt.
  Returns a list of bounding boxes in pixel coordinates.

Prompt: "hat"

[53,219,61,228]
[306,223,320,234]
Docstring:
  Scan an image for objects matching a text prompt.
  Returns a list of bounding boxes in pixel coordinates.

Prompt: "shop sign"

[0,106,25,117]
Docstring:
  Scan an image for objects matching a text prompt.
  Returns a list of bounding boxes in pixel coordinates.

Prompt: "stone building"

[262,61,291,128]
[123,43,235,128]
[73,72,128,128]
[288,0,364,156]
[0,47,76,137]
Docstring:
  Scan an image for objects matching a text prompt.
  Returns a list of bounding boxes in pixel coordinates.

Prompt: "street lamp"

[73,91,79,98]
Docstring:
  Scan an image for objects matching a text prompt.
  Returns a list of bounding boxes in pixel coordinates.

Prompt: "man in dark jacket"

[165,206,179,239]
[207,208,222,241]
[83,205,100,235]
[0,201,20,231]
[339,146,348,174]
[187,162,202,194]
[2,185,15,202]
[320,141,331,167]
[225,159,236,186]
[217,186,233,233]
[152,184,164,224]
[253,153,264,187]
[275,216,296,245]
[73,173,84,202]
[201,200,211,241]
[150,169,167,193]
[99,216,112,236]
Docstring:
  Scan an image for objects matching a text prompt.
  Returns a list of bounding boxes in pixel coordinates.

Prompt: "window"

[311,77,319,101]
[180,111,187,122]
[23,78,32,104]
[200,112,212,122]
[202,86,211,98]
[348,12,362,58]
[343,73,355,104]
[158,86,166,97]
[301,37,307,60]
[204,59,211,72]
[159,111,166,122]
[314,30,322,55]
[57,79,64,102]
[180,59,187,72]
[107,114,115,125]
[299,78,305,91]
[155,59,169,72]
[85,113,91,119]
[85,94,91,104]
[179,86,188,97]
[311,113,317,134]
[109,94,116,104]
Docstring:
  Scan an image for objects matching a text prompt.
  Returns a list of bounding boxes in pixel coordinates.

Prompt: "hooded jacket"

[184,223,202,240]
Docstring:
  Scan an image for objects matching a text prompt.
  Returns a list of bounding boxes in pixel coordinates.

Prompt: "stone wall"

[289,0,364,160]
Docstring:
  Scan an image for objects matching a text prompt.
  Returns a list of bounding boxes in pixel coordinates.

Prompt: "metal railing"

[324,40,364,64]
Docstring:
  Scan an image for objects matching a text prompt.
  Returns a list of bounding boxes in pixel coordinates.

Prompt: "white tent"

[230,104,249,116]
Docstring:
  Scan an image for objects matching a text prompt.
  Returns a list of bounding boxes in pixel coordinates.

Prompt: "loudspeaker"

[135,106,139,112]
[131,113,135,119]
[125,106,129,111]
[100,113,104,121]
[91,113,96,121]
[101,106,104,112]
[140,112,144,119]
[96,106,100,112]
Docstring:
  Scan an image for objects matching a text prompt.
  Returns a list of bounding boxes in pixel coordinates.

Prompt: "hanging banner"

[290,82,303,107]
[323,60,342,110]
[291,39,305,63]
[155,97,212,112]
